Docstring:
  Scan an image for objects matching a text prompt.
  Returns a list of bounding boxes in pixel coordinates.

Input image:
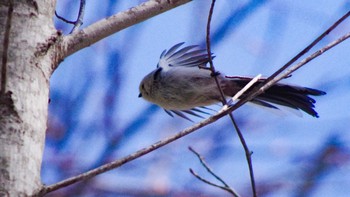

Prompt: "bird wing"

[164,107,213,122]
[157,42,213,71]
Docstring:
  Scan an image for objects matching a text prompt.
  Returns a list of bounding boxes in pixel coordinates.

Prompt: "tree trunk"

[0,1,56,196]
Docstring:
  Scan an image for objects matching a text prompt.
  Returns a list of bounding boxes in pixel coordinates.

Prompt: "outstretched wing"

[164,107,214,122]
[157,42,214,71]
[156,43,216,120]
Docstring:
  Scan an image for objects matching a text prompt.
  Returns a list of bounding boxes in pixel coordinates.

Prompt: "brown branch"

[55,0,192,69]
[205,0,226,102]
[205,1,257,195]
[34,111,230,196]
[55,0,86,33]
[189,147,240,196]
[230,112,257,196]
[71,0,86,33]
[262,10,350,90]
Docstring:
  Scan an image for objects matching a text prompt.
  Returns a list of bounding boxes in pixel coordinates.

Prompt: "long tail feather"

[224,78,326,117]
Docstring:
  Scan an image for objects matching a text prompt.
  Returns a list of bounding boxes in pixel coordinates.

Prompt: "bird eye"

[141,84,145,90]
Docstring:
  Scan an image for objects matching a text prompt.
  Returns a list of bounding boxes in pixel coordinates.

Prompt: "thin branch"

[55,11,76,24]
[205,0,226,102]
[224,74,262,197]
[70,0,86,33]
[205,1,257,195]
[34,10,350,197]
[222,74,262,110]
[222,32,350,195]
[56,0,192,68]
[55,0,86,34]
[189,169,239,196]
[189,147,240,196]
[262,10,350,89]
[34,110,230,196]
[261,31,350,91]
[207,0,268,46]
[232,35,350,123]
[189,147,231,188]
[228,114,257,196]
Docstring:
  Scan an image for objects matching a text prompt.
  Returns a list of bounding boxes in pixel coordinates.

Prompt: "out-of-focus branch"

[189,147,240,197]
[296,135,350,196]
[199,0,268,47]
[54,0,192,69]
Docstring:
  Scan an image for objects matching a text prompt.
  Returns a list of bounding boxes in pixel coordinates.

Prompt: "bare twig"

[34,111,230,196]
[205,0,226,103]
[231,30,350,115]
[189,169,237,195]
[55,11,76,24]
[71,0,86,33]
[34,9,350,197]
[222,32,350,195]
[227,115,257,196]
[205,1,257,195]
[221,74,262,111]
[55,0,86,33]
[221,74,262,197]
[55,10,75,24]
[189,147,240,196]
[262,10,350,90]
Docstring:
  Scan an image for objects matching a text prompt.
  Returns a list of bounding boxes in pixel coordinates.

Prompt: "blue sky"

[46,1,350,196]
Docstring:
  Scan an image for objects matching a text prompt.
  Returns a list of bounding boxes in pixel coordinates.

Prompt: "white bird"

[139,43,326,120]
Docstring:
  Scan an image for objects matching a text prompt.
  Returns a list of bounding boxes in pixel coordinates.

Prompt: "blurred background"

[44,0,350,196]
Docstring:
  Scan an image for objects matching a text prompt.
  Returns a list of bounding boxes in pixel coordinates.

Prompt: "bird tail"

[223,77,326,117]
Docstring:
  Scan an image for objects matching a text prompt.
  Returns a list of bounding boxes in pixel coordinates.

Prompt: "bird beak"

[138,93,142,98]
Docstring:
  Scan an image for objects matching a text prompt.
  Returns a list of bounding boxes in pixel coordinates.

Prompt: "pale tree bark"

[0,0,56,196]
[0,0,191,196]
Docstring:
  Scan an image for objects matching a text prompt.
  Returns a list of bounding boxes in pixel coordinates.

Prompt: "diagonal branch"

[262,10,350,88]
[34,110,229,196]
[55,0,192,69]
[230,30,350,116]
[33,29,350,195]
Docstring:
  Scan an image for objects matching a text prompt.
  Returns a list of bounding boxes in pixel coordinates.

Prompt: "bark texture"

[0,0,192,195]
[0,0,56,196]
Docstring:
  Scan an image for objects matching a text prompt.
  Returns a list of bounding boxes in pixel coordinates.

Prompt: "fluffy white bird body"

[141,66,222,110]
[139,43,325,120]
